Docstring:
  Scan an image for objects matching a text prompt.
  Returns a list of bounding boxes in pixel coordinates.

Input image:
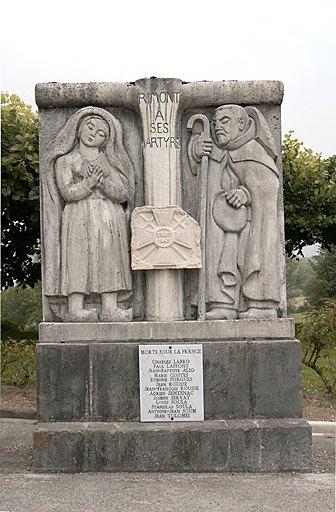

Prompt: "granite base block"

[37,339,302,422]
[33,418,311,473]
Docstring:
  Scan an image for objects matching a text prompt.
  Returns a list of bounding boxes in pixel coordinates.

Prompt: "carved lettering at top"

[139,92,181,105]
[139,91,181,151]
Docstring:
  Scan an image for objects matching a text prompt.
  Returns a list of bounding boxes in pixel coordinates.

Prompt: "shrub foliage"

[1,93,40,289]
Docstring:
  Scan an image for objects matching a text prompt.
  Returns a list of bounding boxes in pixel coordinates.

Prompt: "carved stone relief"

[38,80,285,323]
[131,206,201,270]
[188,105,281,320]
[42,107,134,322]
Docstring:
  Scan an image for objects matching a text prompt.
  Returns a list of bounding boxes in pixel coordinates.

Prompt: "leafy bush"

[1,282,42,340]
[295,303,308,313]
[1,93,40,289]
[1,284,41,387]
[303,247,336,307]
[285,255,315,301]
[283,133,336,256]
[300,300,336,395]
[1,338,36,387]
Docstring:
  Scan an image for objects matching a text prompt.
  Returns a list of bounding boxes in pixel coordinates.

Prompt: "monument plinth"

[34,78,311,472]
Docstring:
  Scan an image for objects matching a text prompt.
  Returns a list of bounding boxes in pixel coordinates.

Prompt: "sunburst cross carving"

[131,206,201,270]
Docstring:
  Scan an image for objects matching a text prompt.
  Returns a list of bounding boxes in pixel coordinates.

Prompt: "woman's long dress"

[55,149,132,297]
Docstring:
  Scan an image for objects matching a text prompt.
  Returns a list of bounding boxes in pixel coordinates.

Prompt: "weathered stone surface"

[41,107,134,323]
[137,79,185,321]
[259,418,312,471]
[36,338,302,422]
[37,344,89,422]
[203,342,250,419]
[249,340,303,418]
[37,78,287,322]
[39,106,145,322]
[90,343,140,421]
[187,105,282,320]
[39,318,295,343]
[35,80,284,109]
[35,77,310,474]
[131,206,201,270]
[33,424,88,473]
[33,419,311,473]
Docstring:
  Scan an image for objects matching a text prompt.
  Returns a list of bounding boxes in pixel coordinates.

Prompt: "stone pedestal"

[34,419,311,473]
[34,78,311,473]
[33,319,311,472]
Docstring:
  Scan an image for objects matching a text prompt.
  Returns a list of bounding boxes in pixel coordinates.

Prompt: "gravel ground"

[0,419,334,512]
[0,471,334,512]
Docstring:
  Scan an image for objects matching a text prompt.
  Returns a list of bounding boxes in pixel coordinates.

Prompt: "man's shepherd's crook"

[187,114,210,321]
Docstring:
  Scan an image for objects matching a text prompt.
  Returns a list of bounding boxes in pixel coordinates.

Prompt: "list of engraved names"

[139,344,204,422]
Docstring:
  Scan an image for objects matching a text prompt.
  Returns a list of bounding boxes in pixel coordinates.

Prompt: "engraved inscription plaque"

[139,344,204,422]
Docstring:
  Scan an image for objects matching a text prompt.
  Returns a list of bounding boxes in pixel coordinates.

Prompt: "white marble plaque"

[139,344,204,422]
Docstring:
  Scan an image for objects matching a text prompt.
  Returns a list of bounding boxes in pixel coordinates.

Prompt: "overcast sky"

[1,0,335,156]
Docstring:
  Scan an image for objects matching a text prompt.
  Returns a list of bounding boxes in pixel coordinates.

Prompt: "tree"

[300,299,336,394]
[286,256,315,299]
[1,282,42,340]
[283,133,336,257]
[295,248,336,394]
[303,247,336,307]
[286,256,301,298]
[1,93,40,288]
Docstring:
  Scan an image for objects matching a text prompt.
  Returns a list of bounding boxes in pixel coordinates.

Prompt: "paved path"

[0,419,334,512]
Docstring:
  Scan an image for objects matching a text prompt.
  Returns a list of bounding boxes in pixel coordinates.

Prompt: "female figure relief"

[50,108,134,322]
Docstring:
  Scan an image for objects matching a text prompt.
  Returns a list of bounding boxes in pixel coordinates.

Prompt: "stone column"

[137,78,184,321]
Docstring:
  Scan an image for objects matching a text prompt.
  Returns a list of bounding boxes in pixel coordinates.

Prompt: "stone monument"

[34,78,311,472]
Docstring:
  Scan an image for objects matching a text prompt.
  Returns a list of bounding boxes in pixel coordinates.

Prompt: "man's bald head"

[213,105,250,147]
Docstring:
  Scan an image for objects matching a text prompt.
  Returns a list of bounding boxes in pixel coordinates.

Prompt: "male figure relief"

[188,105,281,319]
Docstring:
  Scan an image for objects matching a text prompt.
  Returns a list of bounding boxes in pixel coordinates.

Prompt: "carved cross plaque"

[131,206,201,270]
